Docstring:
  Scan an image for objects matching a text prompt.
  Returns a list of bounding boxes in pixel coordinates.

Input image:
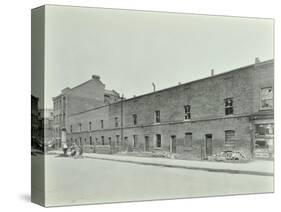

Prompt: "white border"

[0,0,280,211]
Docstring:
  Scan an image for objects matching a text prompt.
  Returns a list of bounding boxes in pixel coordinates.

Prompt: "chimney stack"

[211,69,214,76]
[255,57,261,64]
[92,75,100,80]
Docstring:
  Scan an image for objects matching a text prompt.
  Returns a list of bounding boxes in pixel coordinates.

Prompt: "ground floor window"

[101,136,104,145]
[225,130,235,148]
[156,134,161,148]
[184,133,192,147]
[116,135,120,146]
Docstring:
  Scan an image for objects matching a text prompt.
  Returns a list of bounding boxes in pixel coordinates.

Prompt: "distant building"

[38,109,54,146]
[56,59,274,160]
[52,75,122,147]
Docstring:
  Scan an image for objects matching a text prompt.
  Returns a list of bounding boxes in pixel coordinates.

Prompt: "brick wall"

[66,60,274,159]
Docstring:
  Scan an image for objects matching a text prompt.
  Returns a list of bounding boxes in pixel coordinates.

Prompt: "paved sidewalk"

[49,151,274,176]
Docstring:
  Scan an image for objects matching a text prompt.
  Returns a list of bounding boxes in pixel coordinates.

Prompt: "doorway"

[205,134,212,156]
[170,135,177,153]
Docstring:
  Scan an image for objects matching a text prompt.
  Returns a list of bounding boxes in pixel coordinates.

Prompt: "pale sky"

[44,5,273,109]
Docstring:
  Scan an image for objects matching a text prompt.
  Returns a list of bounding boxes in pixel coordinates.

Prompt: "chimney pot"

[92,75,100,80]
[255,57,261,64]
[211,69,214,76]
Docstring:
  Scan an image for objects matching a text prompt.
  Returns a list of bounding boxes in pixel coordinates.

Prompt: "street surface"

[40,154,273,206]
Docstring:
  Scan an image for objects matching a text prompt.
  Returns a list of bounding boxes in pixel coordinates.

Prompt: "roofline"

[69,58,273,117]
[122,58,274,102]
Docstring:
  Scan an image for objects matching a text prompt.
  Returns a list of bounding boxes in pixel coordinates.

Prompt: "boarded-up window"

[184,133,192,147]
[109,137,112,146]
[116,135,120,146]
[225,130,235,148]
[260,87,273,110]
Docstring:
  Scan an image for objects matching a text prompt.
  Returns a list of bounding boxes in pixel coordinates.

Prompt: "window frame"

[133,114,137,125]
[225,130,235,148]
[155,134,162,148]
[114,117,119,128]
[184,105,191,120]
[260,87,273,111]
[224,98,234,115]
[155,110,161,123]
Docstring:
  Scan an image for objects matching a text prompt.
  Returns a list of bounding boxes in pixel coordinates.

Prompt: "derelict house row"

[53,58,274,160]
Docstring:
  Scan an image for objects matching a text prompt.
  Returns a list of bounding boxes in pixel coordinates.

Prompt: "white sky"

[44,5,273,109]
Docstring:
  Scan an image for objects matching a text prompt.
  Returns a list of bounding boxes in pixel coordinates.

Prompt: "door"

[205,134,212,156]
[144,136,149,151]
[170,135,177,153]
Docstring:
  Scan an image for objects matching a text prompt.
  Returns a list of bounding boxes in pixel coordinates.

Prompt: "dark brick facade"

[65,59,274,160]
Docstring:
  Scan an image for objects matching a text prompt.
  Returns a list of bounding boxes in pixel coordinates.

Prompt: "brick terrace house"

[52,75,121,148]
[56,58,273,160]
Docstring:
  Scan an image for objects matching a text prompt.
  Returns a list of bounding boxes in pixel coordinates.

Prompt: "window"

[156,134,161,148]
[260,87,273,110]
[101,136,105,145]
[89,122,92,131]
[89,136,92,145]
[79,123,82,132]
[101,120,104,129]
[116,135,120,146]
[184,133,192,147]
[115,117,119,128]
[70,125,72,133]
[224,98,233,115]
[255,124,274,136]
[133,135,138,148]
[225,130,235,148]
[184,105,191,120]
[133,114,137,125]
[155,110,160,123]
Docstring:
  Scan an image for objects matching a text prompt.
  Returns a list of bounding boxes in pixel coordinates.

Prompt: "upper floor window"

[101,120,104,129]
[133,114,137,125]
[260,87,273,110]
[70,125,72,133]
[224,98,233,115]
[184,105,191,120]
[79,123,82,132]
[115,117,119,128]
[89,122,92,131]
[155,110,160,123]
